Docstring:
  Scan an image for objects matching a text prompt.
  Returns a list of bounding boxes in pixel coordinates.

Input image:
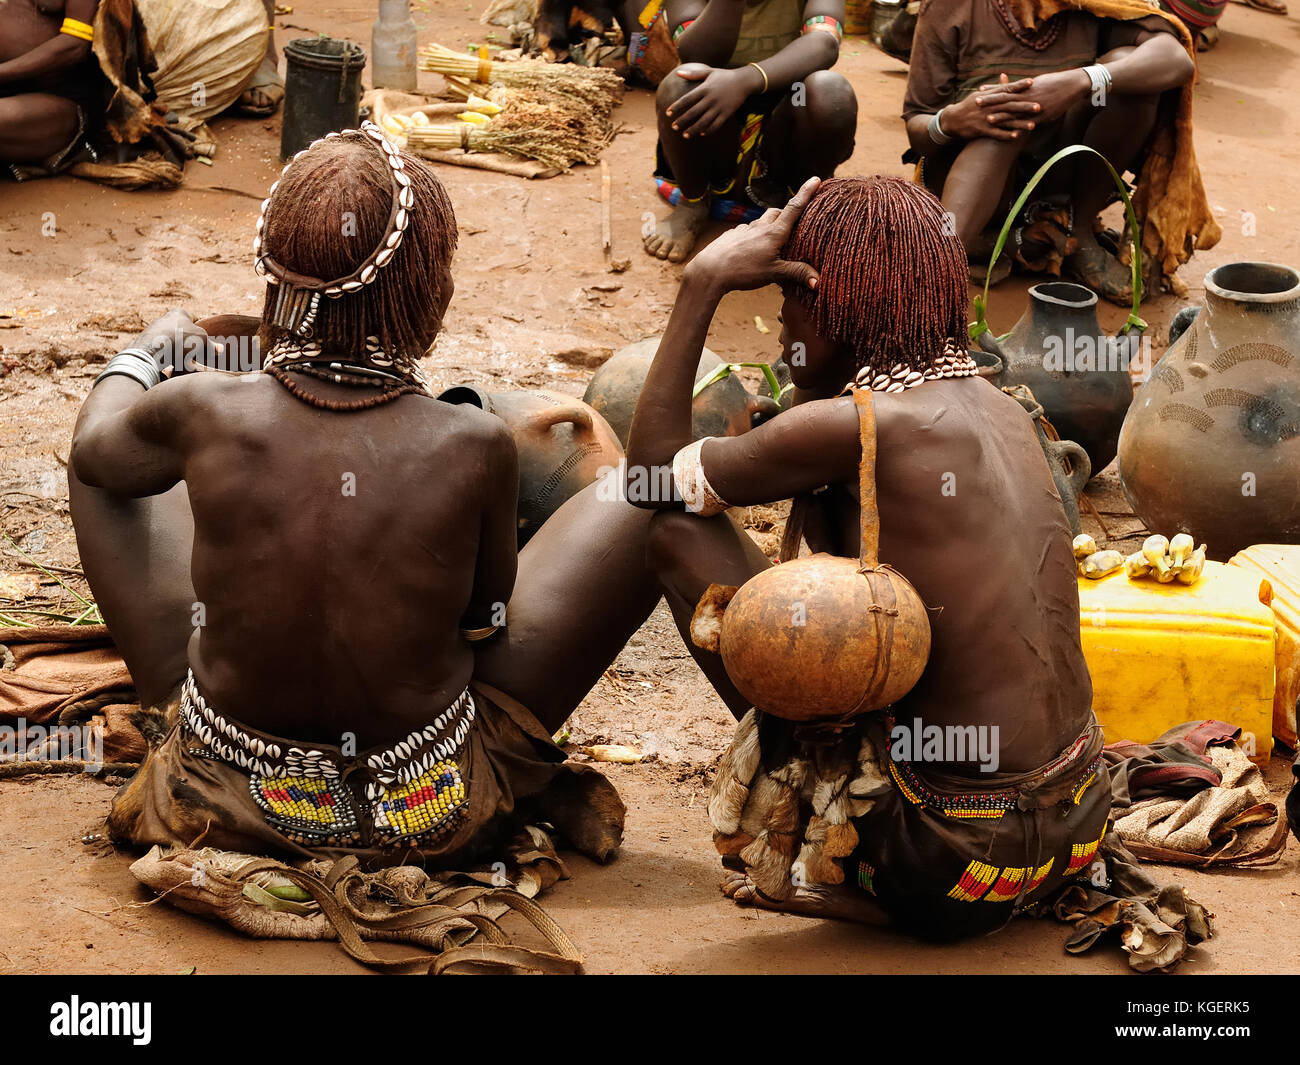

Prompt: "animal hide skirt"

[850,720,1112,941]
[108,671,625,869]
[709,710,1112,941]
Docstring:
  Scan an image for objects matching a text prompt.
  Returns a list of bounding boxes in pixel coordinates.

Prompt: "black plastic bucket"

[280,37,367,161]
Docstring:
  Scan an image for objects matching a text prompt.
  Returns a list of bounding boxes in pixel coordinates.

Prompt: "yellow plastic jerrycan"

[1228,545,1300,749]
[1077,561,1276,763]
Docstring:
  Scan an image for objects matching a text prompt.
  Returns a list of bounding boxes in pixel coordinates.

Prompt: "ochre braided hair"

[781,176,969,376]
[256,136,458,366]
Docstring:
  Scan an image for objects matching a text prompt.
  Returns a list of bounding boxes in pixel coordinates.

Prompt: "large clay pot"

[438,386,624,547]
[583,337,781,449]
[979,281,1135,477]
[1118,262,1300,560]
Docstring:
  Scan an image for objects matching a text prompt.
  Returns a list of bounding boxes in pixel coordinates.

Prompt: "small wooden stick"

[600,159,612,257]
[1079,490,1111,539]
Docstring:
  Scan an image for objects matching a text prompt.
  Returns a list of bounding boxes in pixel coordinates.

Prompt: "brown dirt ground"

[1,0,1299,975]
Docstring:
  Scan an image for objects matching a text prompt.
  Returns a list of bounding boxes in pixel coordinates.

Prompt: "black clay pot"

[980,281,1135,477]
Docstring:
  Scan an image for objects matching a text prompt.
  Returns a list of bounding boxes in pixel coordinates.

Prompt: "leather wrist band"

[927,108,954,146]
[94,347,162,390]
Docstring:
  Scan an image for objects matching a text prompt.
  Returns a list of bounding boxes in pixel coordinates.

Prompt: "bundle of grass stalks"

[406,75,618,169]
[418,43,623,120]
[406,100,614,170]
[0,534,103,628]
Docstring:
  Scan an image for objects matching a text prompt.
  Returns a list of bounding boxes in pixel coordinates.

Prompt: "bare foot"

[643,199,709,263]
[720,870,888,926]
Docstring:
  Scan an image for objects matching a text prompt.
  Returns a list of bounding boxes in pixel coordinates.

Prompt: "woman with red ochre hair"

[624,175,1163,945]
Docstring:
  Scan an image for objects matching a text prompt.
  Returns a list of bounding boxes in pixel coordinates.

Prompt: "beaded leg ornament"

[254,121,428,388]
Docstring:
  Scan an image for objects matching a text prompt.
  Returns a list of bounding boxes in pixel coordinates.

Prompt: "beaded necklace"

[263,338,427,411]
[988,0,1064,51]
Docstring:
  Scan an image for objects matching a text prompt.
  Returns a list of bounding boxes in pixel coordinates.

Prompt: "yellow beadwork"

[983,865,1028,903]
[947,860,999,902]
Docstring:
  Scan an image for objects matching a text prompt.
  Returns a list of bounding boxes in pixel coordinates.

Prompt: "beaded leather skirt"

[108,671,584,868]
[850,716,1112,941]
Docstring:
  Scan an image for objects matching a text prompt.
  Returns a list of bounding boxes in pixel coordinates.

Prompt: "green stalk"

[1,533,97,611]
[691,361,784,400]
[969,144,1147,343]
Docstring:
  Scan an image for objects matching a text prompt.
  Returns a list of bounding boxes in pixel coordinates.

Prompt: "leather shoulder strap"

[853,387,881,568]
[778,495,809,563]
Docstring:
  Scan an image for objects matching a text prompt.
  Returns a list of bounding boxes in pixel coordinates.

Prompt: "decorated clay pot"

[1118,262,1300,560]
[583,337,781,449]
[438,386,624,546]
[979,281,1135,477]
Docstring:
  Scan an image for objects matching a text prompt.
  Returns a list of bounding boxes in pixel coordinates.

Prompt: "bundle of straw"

[406,96,614,170]
[418,43,624,119]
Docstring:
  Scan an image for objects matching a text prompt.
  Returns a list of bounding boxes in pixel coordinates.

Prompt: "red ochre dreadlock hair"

[257,136,458,364]
[781,176,969,377]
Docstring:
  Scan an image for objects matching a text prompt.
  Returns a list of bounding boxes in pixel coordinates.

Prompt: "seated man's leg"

[645,508,770,720]
[68,388,197,710]
[755,70,857,205]
[0,93,81,165]
[938,134,1027,252]
[237,0,284,117]
[471,472,663,734]
[644,66,739,262]
[1063,47,1161,302]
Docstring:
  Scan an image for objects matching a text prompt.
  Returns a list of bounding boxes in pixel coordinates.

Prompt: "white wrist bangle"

[94,347,162,390]
[927,108,953,146]
[1083,64,1112,104]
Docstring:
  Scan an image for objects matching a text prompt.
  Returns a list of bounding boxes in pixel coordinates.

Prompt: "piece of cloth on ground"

[0,623,149,763]
[1044,832,1214,971]
[106,672,626,871]
[1104,721,1286,866]
[128,827,586,973]
[1102,718,1237,807]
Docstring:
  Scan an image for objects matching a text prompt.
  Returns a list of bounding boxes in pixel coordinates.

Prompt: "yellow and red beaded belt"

[886,725,1100,820]
[179,671,475,848]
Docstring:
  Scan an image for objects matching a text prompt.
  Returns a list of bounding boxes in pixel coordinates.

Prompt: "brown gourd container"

[714,389,932,721]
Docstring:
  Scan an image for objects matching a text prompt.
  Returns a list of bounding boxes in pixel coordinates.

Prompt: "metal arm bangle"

[94,347,162,390]
[927,108,954,146]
